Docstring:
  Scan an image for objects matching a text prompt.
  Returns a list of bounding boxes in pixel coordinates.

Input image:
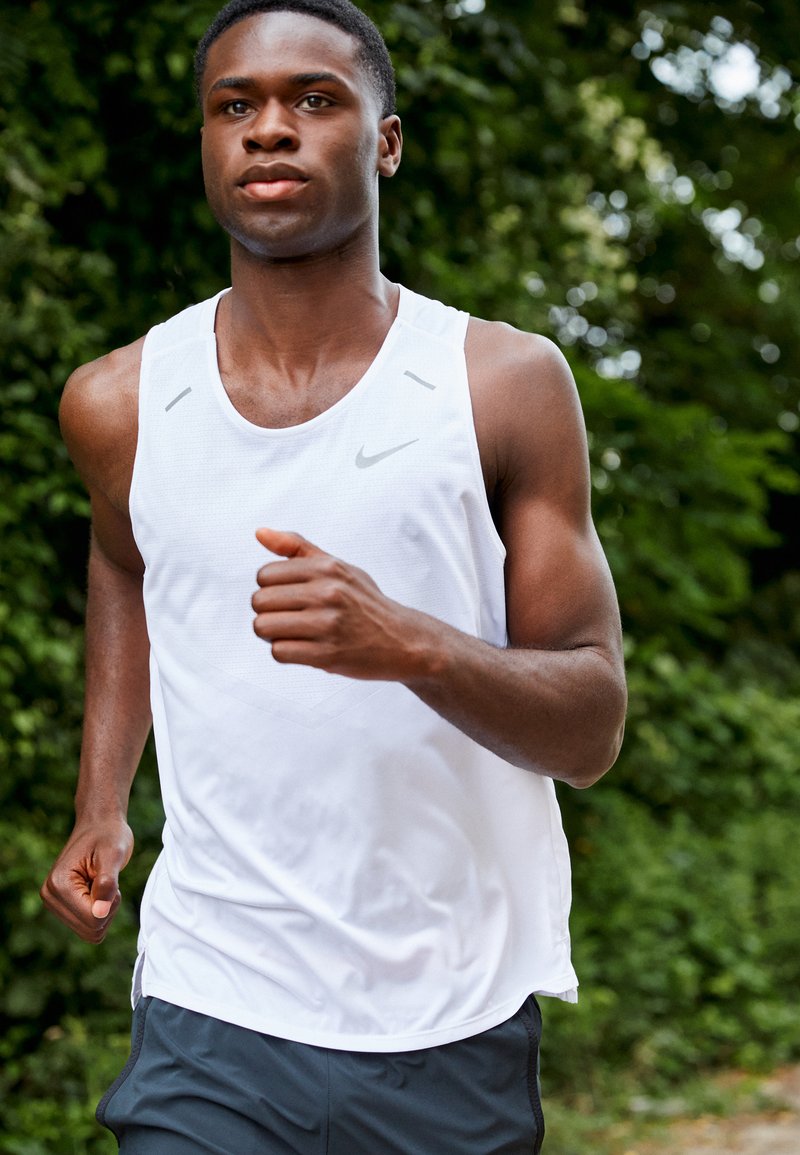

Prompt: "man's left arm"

[252,327,626,789]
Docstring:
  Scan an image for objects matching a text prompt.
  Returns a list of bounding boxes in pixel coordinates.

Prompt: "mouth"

[240,179,306,201]
[238,165,309,202]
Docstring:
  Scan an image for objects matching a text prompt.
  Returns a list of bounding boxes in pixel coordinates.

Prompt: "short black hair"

[194,0,396,116]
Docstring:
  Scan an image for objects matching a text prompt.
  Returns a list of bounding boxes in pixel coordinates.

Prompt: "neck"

[213,227,400,421]
[224,223,393,362]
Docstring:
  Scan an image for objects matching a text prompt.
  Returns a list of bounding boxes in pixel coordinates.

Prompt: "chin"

[237,235,327,263]
[233,221,368,265]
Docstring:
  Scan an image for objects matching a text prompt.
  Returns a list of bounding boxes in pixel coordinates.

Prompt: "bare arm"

[251,324,626,788]
[40,342,151,941]
[402,327,625,784]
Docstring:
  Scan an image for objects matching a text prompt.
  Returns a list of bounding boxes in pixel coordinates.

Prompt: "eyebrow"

[208,72,346,96]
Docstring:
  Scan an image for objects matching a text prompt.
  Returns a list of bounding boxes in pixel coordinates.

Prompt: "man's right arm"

[40,341,150,943]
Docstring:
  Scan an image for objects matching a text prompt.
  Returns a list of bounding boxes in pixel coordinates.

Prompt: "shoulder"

[465,317,587,496]
[466,316,579,412]
[59,337,145,509]
[466,315,564,367]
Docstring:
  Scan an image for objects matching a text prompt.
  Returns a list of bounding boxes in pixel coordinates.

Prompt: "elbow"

[557,679,628,790]
[564,720,625,789]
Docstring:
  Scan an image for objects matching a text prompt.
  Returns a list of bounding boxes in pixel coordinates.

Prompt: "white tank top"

[130,285,578,1051]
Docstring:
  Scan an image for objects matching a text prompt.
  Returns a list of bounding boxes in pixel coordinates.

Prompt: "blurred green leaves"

[1,0,799,1146]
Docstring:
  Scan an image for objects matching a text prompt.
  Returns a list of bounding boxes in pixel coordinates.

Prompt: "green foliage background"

[1,0,798,1149]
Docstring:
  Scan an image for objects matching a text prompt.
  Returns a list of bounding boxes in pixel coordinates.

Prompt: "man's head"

[195,0,396,117]
[197,3,402,263]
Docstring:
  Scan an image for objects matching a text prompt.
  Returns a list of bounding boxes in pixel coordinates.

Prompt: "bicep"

[59,342,143,577]
[495,345,621,655]
[502,495,620,652]
[89,489,144,578]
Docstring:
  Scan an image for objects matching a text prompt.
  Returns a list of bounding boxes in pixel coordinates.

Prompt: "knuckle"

[333,558,352,581]
[41,886,59,911]
[319,556,342,579]
[321,608,342,634]
[41,874,62,901]
[320,580,345,607]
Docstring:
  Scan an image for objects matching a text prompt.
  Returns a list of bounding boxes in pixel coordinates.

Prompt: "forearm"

[41,537,149,939]
[75,538,152,821]
[252,529,627,785]
[402,610,627,788]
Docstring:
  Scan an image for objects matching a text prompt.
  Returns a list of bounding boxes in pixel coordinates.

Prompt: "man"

[41,0,627,1150]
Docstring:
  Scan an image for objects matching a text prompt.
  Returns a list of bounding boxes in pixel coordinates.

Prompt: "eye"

[222,99,251,116]
[298,93,334,111]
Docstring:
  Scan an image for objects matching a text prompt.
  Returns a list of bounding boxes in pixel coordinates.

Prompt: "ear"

[377,115,402,178]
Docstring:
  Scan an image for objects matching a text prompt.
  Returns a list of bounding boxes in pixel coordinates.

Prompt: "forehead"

[203,10,363,92]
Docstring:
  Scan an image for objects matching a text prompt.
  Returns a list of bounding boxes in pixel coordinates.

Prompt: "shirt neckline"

[204,284,410,438]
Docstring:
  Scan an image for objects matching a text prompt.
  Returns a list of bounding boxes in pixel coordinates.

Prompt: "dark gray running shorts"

[97,995,545,1154]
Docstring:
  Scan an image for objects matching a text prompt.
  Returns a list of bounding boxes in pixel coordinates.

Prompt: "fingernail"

[92,900,112,919]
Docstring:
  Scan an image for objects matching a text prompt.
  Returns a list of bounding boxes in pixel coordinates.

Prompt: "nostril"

[244,134,295,152]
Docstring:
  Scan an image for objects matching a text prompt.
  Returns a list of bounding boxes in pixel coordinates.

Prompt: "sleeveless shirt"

[129,285,578,1051]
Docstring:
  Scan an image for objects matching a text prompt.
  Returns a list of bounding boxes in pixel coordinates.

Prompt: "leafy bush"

[2,0,799,1146]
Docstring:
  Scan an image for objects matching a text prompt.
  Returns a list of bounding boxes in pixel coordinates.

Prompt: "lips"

[238,164,309,202]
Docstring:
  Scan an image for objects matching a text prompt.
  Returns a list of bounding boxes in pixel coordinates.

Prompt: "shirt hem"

[139,973,579,1053]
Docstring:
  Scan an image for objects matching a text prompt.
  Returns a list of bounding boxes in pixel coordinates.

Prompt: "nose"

[243,100,299,152]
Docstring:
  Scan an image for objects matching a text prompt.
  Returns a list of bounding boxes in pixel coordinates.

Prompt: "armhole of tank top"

[456,312,507,565]
[127,326,156,552]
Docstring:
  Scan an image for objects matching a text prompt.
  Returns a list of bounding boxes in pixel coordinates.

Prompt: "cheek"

[200,139,212,181]
[344,138,380,195]
[201,129,229,170]
[201,142,224,198]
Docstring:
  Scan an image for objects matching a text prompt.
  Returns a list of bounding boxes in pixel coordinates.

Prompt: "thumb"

[255,527,323,559]
[90,870,121,920]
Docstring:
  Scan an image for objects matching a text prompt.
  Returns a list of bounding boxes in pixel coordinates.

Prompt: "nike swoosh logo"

[355,439,419,469]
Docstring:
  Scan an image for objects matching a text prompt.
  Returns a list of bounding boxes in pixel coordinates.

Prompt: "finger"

[255,527,325,560]
[253,609,334,642]
[270,639,331,667]
[91,892,121,924]
[90,870,121,920]
[40,874,115,942]
[252,584,308,613]
[255,560,320,588]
